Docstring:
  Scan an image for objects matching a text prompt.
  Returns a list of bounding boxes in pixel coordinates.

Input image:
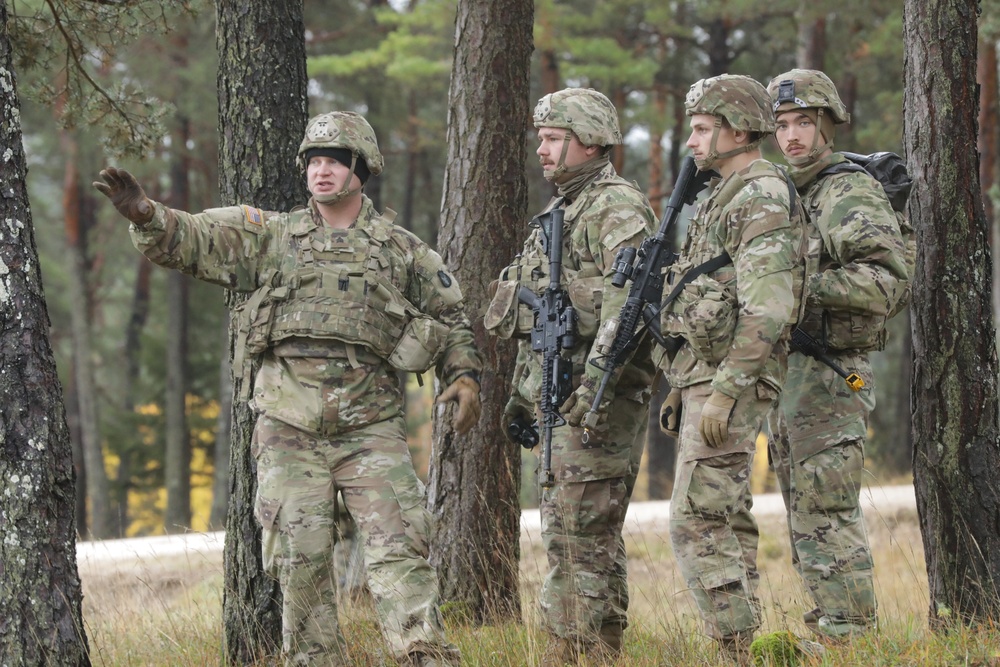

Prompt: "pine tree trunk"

[217,0,309,660]
[427,0,532,623]
[165,115,192,533]
[0,6,90,661]
[904,0,1000,624]
[59,128,112,539]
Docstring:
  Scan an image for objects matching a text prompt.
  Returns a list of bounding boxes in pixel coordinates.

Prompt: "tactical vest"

[662,162,805,363]
[484,176,644,342]
[234,208,449,386]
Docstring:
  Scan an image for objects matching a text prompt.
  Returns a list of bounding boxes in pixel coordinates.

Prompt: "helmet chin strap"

[544,131,595,184]
[313,154,364,205]
[696,117,763,170]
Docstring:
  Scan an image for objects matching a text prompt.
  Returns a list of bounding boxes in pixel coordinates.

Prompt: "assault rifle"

[516,205,577,487]
[790,328,865,391]
[581,156,714,438]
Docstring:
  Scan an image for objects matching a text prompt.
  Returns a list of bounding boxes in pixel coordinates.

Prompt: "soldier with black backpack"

[765,69,911,643]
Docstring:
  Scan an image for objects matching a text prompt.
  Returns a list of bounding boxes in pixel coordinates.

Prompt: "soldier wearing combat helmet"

[485,87,655,663]
[656,74,806,664]
[94,111,482,667]
[765,69,909,643]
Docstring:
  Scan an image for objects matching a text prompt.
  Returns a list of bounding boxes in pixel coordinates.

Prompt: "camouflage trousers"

[670,381,778,640]
[767,351,877,638]
[539,395,648,643]
[252,414,457,665]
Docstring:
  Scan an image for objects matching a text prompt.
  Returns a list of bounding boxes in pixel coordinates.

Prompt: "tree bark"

[427,0,532,623]
[0,5,90,661]
[217,0,309,661]
[904,0,1000,624]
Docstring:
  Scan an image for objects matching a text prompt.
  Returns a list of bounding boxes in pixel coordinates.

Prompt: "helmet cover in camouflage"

[767,69,850,124]
[685,74,776,134]
[533,88,623,147]
[297,111,384,175]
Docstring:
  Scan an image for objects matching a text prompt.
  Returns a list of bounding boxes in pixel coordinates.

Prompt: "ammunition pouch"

[674,272,738,363]
[484,278,535,339]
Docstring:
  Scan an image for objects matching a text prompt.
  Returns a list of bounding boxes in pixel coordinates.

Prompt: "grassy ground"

[79,496,1000,666]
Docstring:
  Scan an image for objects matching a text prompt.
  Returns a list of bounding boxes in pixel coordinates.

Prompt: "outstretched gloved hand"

[93,167,154,225]
[699,390,736,448]
[659,388,682,437]
[437,374,481,435]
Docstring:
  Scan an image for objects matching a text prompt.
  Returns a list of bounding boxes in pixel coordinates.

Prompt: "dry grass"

[80,492,1000,666]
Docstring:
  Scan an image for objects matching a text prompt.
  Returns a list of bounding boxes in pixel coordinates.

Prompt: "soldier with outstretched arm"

[94,112,482,667]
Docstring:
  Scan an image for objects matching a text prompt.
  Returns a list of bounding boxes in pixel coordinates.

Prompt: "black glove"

[503,396,538,448]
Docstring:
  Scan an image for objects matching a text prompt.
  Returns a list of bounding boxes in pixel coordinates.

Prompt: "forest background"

[11,0,999,540]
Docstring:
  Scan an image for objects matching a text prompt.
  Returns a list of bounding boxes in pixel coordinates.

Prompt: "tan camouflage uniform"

[766,70,909,639]
[660,75,805,648]
[486,88,656,661]
[117,112,482,667]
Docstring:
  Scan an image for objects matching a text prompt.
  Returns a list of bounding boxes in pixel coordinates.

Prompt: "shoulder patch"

[242,206,264,226]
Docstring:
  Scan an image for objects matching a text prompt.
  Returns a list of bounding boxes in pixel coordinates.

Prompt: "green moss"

[749,631,801,667]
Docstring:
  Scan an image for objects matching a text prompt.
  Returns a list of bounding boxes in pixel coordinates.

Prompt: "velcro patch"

[243,206,264,226]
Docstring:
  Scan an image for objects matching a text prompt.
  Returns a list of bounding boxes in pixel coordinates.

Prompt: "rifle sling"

[659,252,732,311]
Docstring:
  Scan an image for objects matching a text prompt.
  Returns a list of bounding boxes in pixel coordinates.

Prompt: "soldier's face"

[686,114,741,161]
[775,111,818,159]
[536,127,597,174]
[307,156,361,198]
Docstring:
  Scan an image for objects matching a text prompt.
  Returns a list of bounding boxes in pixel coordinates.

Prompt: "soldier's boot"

[802,606,821,633]
[588,623,624,664]
[718,632,753,667]
[541,635,578,667]
[403,646,461,667]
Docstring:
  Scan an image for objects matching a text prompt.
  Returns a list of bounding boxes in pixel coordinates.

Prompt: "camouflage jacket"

[791,153,909,350]
[508,163,657,406]
[130,195,482,435]
[663,159,805,398]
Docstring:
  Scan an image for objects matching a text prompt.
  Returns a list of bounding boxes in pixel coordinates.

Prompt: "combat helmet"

[533,87,623,147]
[684,74,774,170]
[767,69,848,166]
[298,112,383,204]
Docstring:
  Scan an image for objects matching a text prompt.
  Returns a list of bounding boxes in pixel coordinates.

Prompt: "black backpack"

[819,151,915,317]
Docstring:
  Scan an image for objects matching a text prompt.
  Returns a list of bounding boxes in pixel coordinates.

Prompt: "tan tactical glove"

[560,378,606,429]
[699,390,736,448]
[437,374,481,435]
[93,167,154,225]
[659,388,682,437]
